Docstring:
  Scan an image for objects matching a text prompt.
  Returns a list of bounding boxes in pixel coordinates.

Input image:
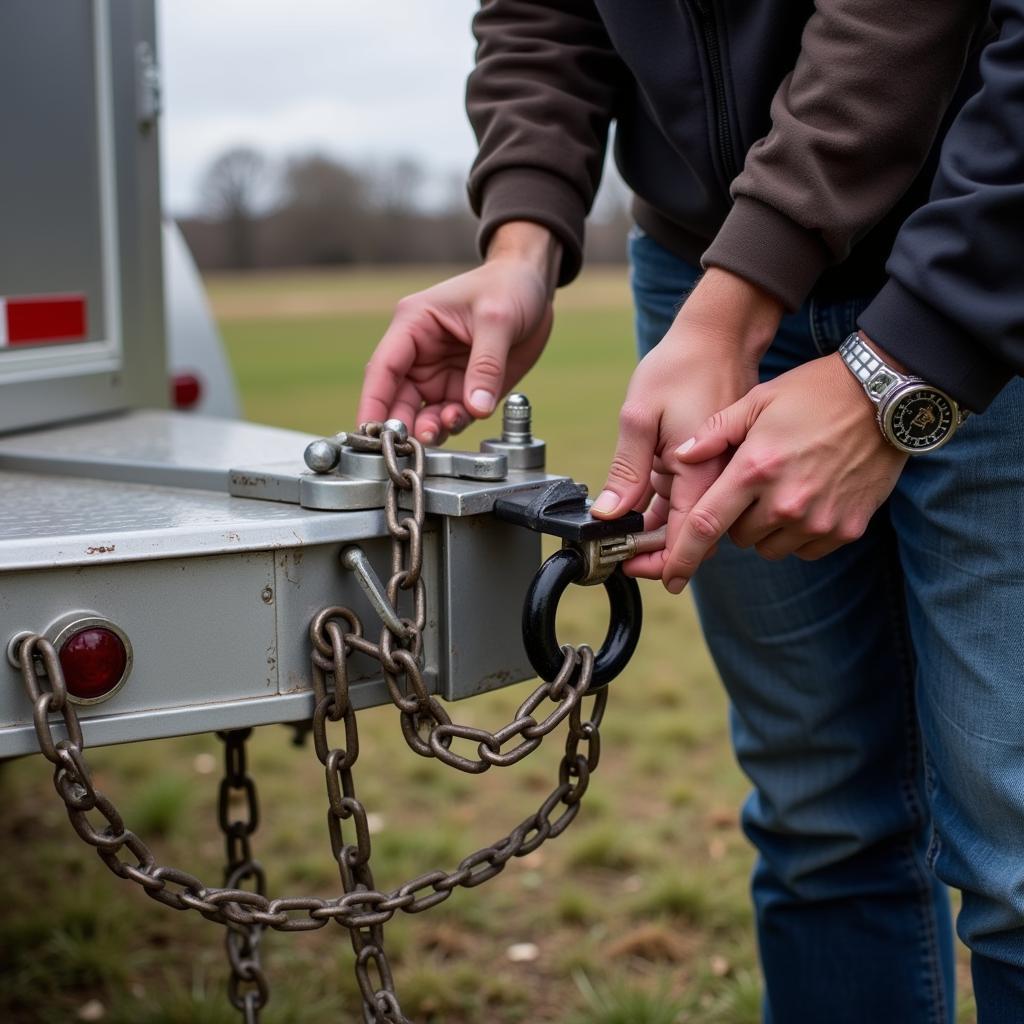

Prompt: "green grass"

[0,265,977,1022]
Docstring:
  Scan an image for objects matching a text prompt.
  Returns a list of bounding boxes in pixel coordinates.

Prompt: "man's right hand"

[589,268,785,588]
[357,221,561,444]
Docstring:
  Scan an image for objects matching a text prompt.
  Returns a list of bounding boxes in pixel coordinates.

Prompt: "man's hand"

[589,268,784,582]
[357,221,561,443]
[665,348,908,591]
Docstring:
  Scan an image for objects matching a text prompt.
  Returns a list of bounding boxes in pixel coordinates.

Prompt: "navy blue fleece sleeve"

[859,3,1024,412]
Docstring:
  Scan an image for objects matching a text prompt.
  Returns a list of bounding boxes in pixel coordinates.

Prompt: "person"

[357,2,1024,1019]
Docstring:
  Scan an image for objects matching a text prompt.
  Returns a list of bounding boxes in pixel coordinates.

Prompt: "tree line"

[177,147,631,272]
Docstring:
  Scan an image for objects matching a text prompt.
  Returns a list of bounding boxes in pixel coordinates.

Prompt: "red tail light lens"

[59,626,130,703]
[172,372,202,409]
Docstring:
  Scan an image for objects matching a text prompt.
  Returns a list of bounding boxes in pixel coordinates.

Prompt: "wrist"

[485,221,562,298]
[675,267,784,363]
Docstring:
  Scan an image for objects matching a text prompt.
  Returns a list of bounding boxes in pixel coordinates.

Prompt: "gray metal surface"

[437,516,539,700]
[0,410,566,518]
[0,489,542,756]
[0,410,311,491]
[0,470,386,570]
[0,496,539,755]
[0,1,165,433]
[0,455,546,755]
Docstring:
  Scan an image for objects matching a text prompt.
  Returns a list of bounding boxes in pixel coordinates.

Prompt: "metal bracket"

[334,445,508,482]
[493,479,643,541]
[494,480,667,585]
[231,398,561,516]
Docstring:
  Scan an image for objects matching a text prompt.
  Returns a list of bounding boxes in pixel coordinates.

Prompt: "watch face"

[886,387,956,452]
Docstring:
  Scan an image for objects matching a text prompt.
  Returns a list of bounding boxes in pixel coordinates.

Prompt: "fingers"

[441,403,471,435]
[675,391,763,465]
[463,300,518,418]
[387,381,425,437]
[592,401,660,519]
[413,404,447,446]
[661,460,755,592]
[358,316,420,426]
[414,376,470,445]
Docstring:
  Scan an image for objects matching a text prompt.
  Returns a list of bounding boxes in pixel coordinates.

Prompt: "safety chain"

[217,729,268,1023]
[16,422,607,1023]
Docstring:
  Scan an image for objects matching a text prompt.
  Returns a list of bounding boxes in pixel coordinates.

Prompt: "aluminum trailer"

[0,2,570,756]
[0,6,644,1019]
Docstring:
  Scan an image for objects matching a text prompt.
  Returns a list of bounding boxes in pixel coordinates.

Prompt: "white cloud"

[158,0,480,214]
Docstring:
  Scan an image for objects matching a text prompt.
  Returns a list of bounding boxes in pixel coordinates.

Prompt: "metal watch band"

[839,332,969,424]
[838,332,905,405]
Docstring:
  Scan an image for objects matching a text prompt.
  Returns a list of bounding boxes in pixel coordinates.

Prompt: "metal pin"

[340,546,409,637]
[304,438,342,474]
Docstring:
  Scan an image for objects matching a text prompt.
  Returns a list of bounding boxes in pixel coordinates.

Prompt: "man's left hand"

[662,351,908,591]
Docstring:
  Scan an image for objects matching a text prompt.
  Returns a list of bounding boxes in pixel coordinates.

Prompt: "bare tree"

[199,146,268,269]
[367,156,426,215]
[276,154,365,263]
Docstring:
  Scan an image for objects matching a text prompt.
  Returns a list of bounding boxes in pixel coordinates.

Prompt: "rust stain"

[85,544,116,555]
[231,473,267,487]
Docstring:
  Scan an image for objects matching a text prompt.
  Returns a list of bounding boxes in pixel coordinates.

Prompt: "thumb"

[592,402,658,519]
[676,392,759,464]
[464,302,517,417]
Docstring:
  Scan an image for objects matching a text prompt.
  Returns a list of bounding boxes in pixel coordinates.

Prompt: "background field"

[0,267,975,1022]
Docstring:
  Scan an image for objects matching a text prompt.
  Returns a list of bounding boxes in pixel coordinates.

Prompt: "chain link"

[217,729,268,1021]
[16,422,610,1023]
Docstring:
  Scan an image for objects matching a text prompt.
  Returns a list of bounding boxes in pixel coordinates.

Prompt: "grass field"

[0,266,976,1023]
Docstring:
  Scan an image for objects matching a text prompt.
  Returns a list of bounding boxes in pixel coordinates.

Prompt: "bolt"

[261,586,274,605]
[304,438,341,474]
[502,393,533,444]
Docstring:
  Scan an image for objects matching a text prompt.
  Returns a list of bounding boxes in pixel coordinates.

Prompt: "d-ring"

[522,548,642,689]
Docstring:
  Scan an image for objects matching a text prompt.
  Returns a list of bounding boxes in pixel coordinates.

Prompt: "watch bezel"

[880,382,959,454]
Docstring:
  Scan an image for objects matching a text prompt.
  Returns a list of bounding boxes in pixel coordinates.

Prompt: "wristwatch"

[839,332,968,454]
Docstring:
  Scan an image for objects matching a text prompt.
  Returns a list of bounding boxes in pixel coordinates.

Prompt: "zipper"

[690,0,738,181]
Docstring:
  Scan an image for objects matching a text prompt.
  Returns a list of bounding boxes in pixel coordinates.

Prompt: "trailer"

[0,4,645,1020]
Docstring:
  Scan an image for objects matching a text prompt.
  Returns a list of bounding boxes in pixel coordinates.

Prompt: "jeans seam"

[883,543,949,1024]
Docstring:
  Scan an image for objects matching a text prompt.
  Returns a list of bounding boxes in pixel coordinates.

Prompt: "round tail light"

[55,619,132,704]
[172,372,203,410]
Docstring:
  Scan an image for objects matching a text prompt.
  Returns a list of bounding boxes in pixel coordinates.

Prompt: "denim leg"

[629,229,954,1022]
[891,379,1024,1021]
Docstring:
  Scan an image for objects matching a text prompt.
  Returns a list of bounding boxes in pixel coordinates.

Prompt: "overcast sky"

[157,0,481,215]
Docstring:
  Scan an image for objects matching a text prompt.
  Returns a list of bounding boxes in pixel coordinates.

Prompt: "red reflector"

[172,372,202,409]
[59,627,129,702]
[2,294,87,345]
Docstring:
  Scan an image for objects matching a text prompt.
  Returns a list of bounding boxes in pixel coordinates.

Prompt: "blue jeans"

[630,228,1024,1023]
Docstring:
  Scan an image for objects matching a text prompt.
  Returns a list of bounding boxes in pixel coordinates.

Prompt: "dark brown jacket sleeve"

[466,0,626,286]
[702,1,981,311]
